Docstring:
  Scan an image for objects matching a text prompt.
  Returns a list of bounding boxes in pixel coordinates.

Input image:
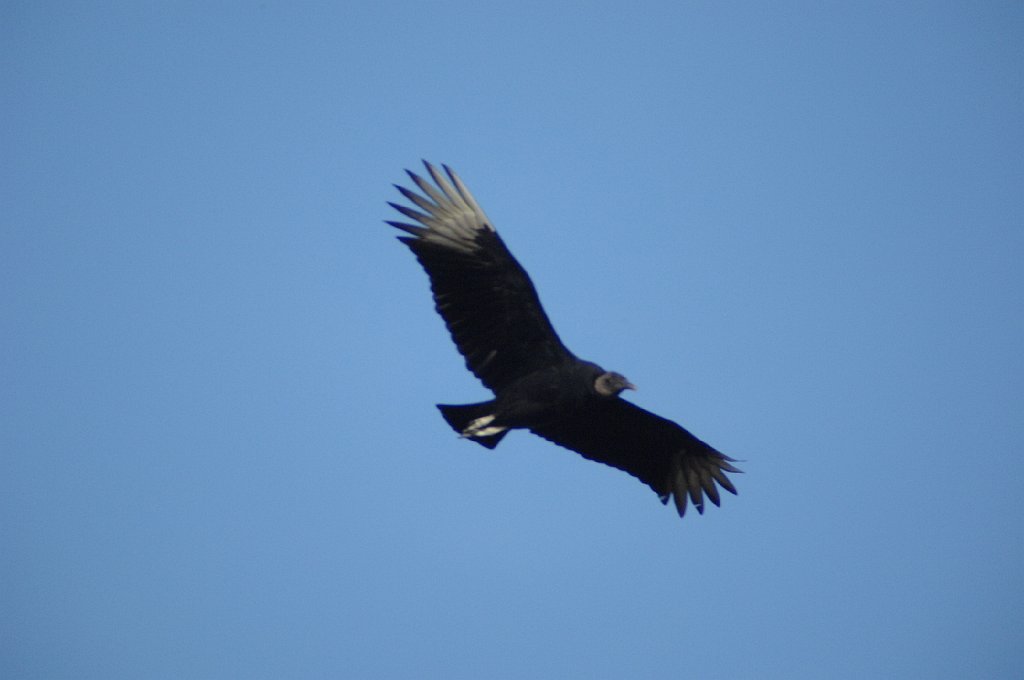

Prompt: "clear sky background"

[3,2,1022,678]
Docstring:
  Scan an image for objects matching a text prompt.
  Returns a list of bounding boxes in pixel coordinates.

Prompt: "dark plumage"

[388,161,741,517]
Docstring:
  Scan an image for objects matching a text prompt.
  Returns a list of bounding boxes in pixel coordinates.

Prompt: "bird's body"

[438,360,618,446]
[388,162,740,517]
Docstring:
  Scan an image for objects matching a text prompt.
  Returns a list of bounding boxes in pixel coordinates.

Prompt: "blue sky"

[3,2,1022,678]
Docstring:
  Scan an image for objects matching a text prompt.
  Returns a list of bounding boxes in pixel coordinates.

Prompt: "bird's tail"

[437,401,508,449]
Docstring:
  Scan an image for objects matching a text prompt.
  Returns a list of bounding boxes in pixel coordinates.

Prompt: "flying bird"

[387,162,740,517]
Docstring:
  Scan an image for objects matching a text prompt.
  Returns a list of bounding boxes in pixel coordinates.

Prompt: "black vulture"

[387,161,741,517]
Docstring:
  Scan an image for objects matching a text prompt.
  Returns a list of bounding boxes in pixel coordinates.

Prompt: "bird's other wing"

[388,161,574,392]
[529,399,741,517]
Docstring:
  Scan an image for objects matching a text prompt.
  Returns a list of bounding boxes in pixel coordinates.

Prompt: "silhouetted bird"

[388,162,740,517]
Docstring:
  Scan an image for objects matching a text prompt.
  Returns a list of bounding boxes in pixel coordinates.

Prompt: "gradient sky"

[3,2,1022,678]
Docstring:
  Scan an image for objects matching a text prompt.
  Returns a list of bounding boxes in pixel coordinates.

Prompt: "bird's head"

[594,371,637,397]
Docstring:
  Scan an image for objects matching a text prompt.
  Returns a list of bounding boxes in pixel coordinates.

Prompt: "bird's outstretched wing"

[529,399,741,516]
[388,161,574,392]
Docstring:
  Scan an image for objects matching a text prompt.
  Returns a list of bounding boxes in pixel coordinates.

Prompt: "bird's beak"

[625,381,637,391]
